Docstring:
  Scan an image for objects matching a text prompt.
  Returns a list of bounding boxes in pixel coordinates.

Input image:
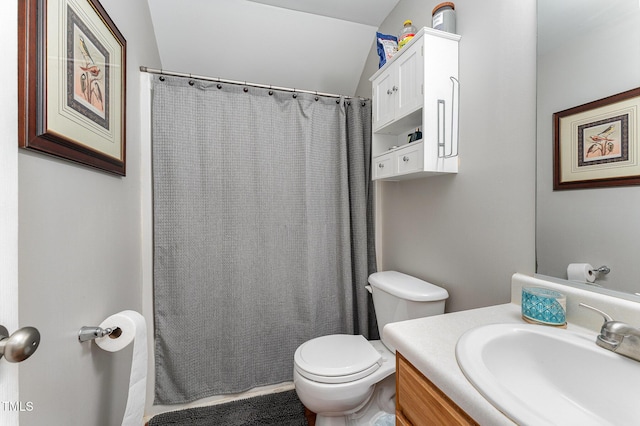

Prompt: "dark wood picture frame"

[18,0,127,176]
[553,87,640,190]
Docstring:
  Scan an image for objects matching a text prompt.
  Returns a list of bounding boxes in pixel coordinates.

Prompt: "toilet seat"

[294,334,382,384]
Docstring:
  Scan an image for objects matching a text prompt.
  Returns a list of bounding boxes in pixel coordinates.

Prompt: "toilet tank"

[368,271,449,350]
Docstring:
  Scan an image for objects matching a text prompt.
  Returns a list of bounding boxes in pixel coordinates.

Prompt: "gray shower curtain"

[151,74,377,404]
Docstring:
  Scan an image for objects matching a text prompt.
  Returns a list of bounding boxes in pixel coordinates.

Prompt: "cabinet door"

[373,152,394,180]
[396,142,423,175]
[396,353,478,426]
[395,39,424,120]
[372,69,396,131]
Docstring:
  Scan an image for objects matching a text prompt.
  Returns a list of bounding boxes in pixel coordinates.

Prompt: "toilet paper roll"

[567,263,596,283]
[95,311,147,426]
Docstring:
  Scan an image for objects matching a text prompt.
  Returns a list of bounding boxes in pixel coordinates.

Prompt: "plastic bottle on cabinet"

[398,20,417,50]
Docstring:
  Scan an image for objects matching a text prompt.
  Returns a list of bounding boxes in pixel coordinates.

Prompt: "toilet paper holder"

[592,266,611,275]
[78,326,121,343]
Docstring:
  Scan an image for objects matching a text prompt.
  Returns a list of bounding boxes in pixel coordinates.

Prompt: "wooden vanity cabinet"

[396,352,478,426]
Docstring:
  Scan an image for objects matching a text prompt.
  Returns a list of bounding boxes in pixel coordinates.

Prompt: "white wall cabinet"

[370,28,461,181]
[372,39,424,131]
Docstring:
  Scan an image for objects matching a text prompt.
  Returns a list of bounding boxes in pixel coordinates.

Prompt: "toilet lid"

[294,335,382,384]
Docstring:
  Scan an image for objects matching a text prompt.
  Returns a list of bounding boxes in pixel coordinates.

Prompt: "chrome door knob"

[0,325,40,363]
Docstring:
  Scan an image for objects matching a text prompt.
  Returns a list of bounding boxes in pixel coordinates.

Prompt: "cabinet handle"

[437,99,446,157]
[378,163,384,168]
[393,86,398,92]
[403,156,410,162]
[386,89,393,95]
[438,76,460,159]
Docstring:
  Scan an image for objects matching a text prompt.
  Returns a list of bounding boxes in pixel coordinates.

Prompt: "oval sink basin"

[456,323,640,426]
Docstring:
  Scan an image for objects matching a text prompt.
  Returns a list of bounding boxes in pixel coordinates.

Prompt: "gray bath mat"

[148,390,309,425]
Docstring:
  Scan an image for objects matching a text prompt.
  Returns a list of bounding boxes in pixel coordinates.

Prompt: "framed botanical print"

[553,87,640,190]
[19,0,127,175]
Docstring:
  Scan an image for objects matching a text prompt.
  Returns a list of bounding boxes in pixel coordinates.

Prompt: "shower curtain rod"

[140,66,369,101]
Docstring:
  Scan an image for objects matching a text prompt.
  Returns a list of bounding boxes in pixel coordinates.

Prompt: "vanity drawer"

[396,352,478,426]
[373,153,394,179]
[396,143,423,175]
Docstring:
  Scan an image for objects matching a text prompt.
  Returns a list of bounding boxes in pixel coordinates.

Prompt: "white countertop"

[383,302,597,425]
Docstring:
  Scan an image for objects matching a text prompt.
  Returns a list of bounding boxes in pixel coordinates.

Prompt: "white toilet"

[293,270,449,425]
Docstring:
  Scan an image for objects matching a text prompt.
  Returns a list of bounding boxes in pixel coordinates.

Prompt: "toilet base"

[315,374,396,426]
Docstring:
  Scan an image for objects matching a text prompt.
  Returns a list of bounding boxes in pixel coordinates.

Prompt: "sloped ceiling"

[246,0,398,26]
[146,0,399,96]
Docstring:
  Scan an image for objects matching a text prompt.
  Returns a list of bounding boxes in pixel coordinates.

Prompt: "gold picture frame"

[19,0,127,175]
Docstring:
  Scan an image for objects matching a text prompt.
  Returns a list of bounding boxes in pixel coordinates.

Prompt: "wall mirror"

[536,0,640,297]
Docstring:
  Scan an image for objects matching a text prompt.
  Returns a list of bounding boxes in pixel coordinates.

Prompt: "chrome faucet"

[580,303,640,362]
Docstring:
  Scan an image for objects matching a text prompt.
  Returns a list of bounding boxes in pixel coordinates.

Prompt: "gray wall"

[9,0,538,422]
[17,1,161,424]
[356,0,537,312]
[536,4,640,294]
